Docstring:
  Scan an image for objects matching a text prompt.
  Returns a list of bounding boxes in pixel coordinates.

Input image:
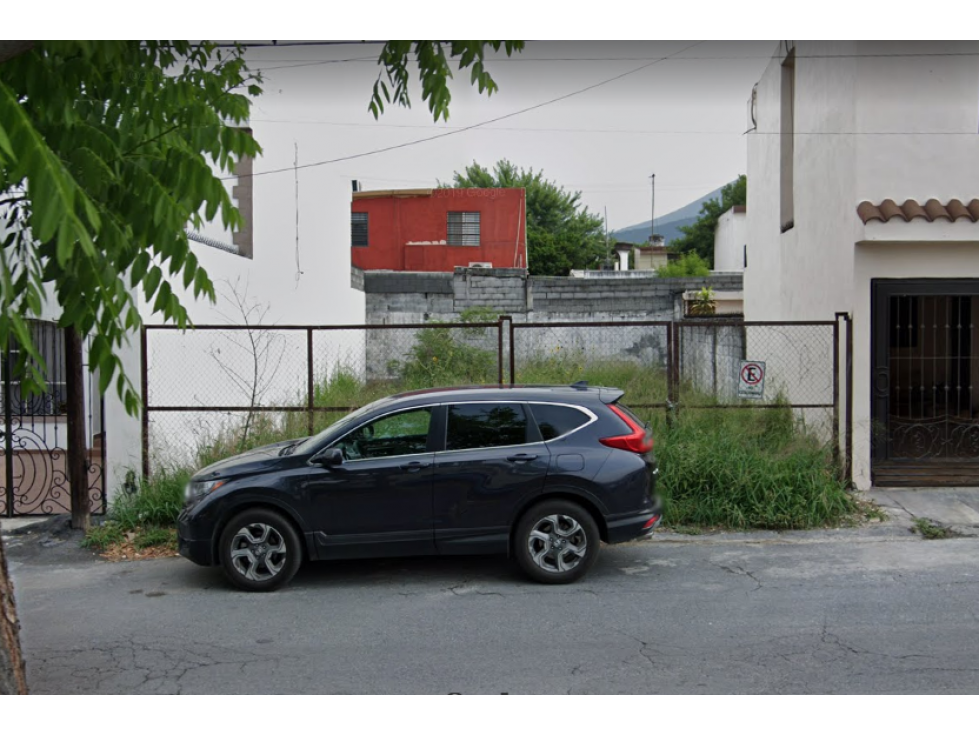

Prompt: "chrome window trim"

[312,398,600,466]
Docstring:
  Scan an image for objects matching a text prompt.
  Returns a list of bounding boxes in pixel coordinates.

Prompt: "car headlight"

[184,479,225,501]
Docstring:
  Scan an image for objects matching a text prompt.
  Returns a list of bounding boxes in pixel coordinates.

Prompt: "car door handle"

[506,453,538,463]
[400,461,430,472]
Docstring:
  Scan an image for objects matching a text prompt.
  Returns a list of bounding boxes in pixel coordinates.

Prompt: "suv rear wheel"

[514,499,600,584]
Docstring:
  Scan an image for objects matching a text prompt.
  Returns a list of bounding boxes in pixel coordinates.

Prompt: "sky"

[175,40,782,330]
[240,41,776,231]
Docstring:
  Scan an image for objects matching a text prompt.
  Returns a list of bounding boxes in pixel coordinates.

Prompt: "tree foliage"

[670,175,747,267]
[371,41,524,122]
[0,41,521,415]
[0,41,260,414]
[449,160,605,276]
[655,252,711,278]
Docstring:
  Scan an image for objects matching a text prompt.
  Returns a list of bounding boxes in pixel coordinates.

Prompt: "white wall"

[713,207,747,271]
[745,40,979,488]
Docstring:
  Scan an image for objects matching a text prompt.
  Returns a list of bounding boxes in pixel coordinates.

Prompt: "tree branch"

[0,41,34,65]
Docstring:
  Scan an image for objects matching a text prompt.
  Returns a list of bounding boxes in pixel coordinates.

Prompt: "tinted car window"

[446,403,529,451]
[333,408,432,460]
[530,404,591,440]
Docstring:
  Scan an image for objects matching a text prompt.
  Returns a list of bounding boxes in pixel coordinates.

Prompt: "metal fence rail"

[143,314,852,484]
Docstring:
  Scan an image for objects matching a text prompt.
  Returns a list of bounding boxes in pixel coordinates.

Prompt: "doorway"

[872,279,979,486]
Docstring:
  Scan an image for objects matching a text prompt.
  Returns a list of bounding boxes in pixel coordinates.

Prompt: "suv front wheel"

[218,508,303,592]
[514,499,600,584]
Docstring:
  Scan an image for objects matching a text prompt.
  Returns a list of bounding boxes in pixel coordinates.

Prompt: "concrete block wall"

[354,268,744,381]
[680,322,747,401]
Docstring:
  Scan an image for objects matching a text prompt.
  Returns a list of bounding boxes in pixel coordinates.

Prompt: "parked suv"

[177,384,661,591]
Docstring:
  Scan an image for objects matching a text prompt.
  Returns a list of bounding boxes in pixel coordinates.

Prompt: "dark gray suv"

[178,384,661,591]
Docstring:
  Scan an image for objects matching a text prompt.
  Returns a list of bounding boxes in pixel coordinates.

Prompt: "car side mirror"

[311,448,344,468]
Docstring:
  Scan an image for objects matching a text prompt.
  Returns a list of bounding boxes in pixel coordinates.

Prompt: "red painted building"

[351,187,527,271]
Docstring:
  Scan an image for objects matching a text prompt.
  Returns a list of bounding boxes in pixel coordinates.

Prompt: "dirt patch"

[98,539,179,563]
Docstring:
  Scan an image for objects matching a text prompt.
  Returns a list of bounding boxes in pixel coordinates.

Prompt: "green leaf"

[89,334,109,369]
[0,121,14,159]
[99,360,114,395]
[130,251,150,286]
[144,265,162,299]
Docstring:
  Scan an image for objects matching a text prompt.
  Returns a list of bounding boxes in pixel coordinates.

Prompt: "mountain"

[612,182,733,245]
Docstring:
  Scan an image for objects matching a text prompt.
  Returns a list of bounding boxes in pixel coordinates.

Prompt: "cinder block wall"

[356,267,742,322]
[353,267,744,381]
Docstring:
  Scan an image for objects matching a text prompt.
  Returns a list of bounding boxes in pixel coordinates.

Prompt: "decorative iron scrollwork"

[889,416,979,461]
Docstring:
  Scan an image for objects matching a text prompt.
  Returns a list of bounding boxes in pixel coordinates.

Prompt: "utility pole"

[650,173,656,243]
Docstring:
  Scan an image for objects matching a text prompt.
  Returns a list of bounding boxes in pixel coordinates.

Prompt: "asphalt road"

[6,527,979,694]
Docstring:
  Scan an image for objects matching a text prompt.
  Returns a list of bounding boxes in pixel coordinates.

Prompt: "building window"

[447,211,480,246]
[780,47,795,232]
[0,321,67,416]
[351,212,368,247]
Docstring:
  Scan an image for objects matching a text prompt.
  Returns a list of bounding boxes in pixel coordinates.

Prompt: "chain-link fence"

[143,316,851,482]
[142,321,506,473]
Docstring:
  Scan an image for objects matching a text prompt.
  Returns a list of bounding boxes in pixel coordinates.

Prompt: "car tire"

[514,499,600,585]
[218,508,303,592]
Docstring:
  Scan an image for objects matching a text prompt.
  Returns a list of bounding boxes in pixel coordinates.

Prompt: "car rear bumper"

[605,498,663,544]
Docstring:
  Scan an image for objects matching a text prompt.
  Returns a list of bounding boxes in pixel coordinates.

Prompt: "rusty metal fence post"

[844,313,854,488]
[666,322,680,427]
[833,316,841,475]
[497,316,509,385]
[140,325,149,480]
[508,317,516,386]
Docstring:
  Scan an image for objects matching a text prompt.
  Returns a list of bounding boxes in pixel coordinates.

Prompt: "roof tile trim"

[858,198,979,224]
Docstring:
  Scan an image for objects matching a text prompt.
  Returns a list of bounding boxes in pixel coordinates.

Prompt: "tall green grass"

[82,467,191,550]
[644,405,854,529]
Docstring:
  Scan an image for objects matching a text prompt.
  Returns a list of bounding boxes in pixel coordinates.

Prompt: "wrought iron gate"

[1,320,106,516]
[872,279,979,486]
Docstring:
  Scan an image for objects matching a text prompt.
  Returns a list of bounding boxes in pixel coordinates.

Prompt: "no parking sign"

[738,361,766,399]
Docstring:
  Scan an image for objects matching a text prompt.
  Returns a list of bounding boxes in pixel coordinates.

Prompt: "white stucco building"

[745,41,979,489]
[712,205,746,273]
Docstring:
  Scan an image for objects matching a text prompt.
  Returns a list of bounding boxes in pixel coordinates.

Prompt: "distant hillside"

[612,182,733,245]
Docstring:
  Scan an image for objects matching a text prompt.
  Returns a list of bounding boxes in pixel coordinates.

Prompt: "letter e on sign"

[738,361,766,399]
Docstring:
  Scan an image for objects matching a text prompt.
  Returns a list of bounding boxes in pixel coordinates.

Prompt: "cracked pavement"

[6,527,979,693]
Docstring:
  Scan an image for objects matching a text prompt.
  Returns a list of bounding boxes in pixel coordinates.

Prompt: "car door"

[305,406,436,559]
[433,401,549,555]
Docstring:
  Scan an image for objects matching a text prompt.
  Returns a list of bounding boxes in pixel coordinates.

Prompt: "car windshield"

[289,397,395,453]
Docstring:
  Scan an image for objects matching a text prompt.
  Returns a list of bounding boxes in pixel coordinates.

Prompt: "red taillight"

[600,404,654,454]
[643,515,661,530]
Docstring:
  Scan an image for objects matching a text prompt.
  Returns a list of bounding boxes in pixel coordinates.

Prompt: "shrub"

[656,252,711,277]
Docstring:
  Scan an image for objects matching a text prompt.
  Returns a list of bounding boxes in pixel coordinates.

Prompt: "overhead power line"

[245,117,979,138]
[224,41,706,180]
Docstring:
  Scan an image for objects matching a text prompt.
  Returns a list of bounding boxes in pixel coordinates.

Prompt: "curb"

[0,516,72,538]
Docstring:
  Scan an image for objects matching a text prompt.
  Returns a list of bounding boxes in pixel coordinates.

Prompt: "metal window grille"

[351,212,368,247]
[1,320,67,416]
[447,211,480,246]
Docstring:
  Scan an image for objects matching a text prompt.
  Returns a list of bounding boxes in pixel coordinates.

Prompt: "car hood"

[193,438,304,480]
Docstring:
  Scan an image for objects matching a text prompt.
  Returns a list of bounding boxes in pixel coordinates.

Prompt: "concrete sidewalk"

[870,488,979,537]
[0,515,71,537]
